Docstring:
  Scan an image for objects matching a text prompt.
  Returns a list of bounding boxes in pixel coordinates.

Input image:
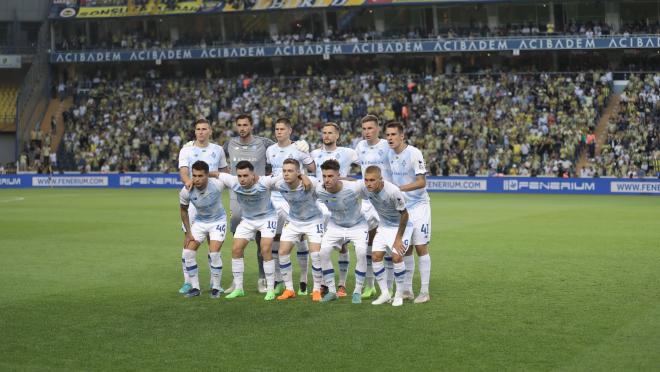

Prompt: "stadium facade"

[1,0,658,180]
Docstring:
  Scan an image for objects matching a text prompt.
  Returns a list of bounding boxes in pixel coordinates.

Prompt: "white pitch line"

[0,196,25,203]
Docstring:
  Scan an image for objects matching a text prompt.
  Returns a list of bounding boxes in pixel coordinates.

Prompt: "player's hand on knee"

[185,233,195,248]
[393,238,406,256]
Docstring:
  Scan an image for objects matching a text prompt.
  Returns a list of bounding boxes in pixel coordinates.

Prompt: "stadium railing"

[50,33,660,53]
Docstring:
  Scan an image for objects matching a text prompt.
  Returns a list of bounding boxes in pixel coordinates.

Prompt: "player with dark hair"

[359,165,413,306]
[355,114,393,299]
[179,160,229,298]
[311,159,369,304]
[215,160,282,301]
[223,114,275,294]
[310,122,360,297]
[266,117,316,296]
[385,121,432,304]
[177,118,228,294]
[272,158,323,300]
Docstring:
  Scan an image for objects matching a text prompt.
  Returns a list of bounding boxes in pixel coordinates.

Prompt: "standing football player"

[266,117,315,295]
[223,114,275,293]
[359,166,413,306]
[310,122,359,297]
[177,118,228,295]
[179,161,229,298]
[385,121,432,304]
[273,159,324,301]
[311,160,369,304]
[355,115,393,299]
[216,161,282,301]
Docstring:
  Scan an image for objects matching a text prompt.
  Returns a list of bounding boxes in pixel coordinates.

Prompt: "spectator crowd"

[580,73,659,178]
[20,70,644,179]
[54,20,660,52]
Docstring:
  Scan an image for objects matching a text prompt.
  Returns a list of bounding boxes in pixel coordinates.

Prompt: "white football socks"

[320,248,336,293]
[232,257,244,291]
[365,245,374,288]
[372,260,388,295]
[338,251,349,287]
[310,251,322,291]
[296,240,309,284]
[263,259,275,292]
[393,261,406,296]
[418,254,431,294]
[182,249,199,290]
[404,255,415,293]
[279,253,293,291]
[271,241,281,282]
[208,252,223,290]
[384,255,394,290]
[181,248,190,283]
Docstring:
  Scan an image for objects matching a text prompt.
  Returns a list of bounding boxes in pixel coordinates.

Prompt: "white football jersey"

[178,143,228,178]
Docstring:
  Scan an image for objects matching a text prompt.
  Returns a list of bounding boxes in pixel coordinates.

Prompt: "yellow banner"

[57,0,370,18]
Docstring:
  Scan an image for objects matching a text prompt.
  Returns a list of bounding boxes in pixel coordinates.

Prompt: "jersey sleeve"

[347,148,359,165]
[179,187,190,206]
[223,141,230,158]
[265,145,274,165]
[389,184,407,212]
[263,137,276,149]
[178,147,190,169]
[216,145,228,169]
[217,173,237,188]
[209,177,224,191]
[262,175,283,189]
[382,149,393,180]
[345,180,364,195]
[313,177,324,193]
[411,148,428,176]
[356,180,369,199]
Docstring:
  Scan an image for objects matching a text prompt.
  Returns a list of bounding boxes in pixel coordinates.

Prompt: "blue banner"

[1,174,659,195]
[50,35,660,63]
[0,174,182,189]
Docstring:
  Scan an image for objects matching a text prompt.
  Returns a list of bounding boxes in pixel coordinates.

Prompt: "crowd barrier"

[51,36,660,63]
[1,174,658,195]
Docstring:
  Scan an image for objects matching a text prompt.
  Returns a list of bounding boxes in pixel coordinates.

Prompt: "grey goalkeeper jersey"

[223,136,275,176]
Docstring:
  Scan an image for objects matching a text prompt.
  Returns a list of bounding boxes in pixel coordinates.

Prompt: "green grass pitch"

[1,189,659,371]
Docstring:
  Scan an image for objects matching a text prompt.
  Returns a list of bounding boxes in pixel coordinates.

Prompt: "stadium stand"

[0,85,18,127]
[581,73,660,178]
[34,70,613,178]
[53,20,660,51]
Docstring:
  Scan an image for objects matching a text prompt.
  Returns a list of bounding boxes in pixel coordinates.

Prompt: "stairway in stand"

[575,94,621,172]
[39,97,73,152]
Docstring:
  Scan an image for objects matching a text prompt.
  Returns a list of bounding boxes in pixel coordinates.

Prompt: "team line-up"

[177,114,432,306]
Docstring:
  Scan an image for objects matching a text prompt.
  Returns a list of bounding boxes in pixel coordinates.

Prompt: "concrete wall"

[0,133,16,166]
[0,0,49,22]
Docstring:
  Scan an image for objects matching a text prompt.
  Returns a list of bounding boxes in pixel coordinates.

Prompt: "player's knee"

[416,245,429,256]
